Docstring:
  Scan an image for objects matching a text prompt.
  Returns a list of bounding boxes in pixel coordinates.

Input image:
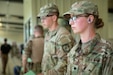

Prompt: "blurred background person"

[10,41,19,58]
[0,38,11,74]
[22,25,44,74]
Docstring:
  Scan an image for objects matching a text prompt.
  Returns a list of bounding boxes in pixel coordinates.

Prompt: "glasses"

[69,14,91,23]
[40,15,53,20]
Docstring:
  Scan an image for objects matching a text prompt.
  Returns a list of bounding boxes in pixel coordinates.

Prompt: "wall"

[108,0,113,40]
[23,0,37,43]
[0,1,23,16]
[0,30,23,45]
[23,0,32,23]
[108,13,113,39]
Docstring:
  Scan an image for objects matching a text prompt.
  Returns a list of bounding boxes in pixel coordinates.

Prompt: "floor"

[0,54,21,75]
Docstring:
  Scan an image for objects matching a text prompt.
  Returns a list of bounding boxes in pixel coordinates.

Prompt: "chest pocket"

[47,40,58,66]
[83,52,103,75]
[70,52,103,75]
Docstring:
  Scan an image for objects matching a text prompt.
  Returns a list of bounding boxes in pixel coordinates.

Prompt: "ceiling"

[0,0,23,32]
[2,0,23,3]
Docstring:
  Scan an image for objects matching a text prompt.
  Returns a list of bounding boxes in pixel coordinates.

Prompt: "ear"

[52,15,57,22]
[87,15,94,23]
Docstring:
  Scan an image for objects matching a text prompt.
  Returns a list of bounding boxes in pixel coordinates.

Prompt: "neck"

[80,28,96,43]
[49,22,58,31]
[35,34,43,38]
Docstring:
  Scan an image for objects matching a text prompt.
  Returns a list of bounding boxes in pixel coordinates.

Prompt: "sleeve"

[66,52,71,75]
[0,44,3,51]
[44,34,74,75]
[8,44,12,53]
[22,40,32,71]
[24,40,32,58]
[102,45,113,75]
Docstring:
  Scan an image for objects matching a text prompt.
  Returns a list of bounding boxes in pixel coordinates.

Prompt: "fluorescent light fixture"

[0,23,2,26]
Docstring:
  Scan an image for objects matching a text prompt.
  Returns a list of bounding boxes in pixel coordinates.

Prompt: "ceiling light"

[0,23,2,27]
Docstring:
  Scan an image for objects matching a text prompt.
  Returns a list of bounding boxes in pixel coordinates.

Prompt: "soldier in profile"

[37,3,74,75]
[64,1,113,75]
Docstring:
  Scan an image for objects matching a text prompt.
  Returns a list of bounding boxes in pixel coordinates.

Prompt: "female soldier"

[64,1,113,75]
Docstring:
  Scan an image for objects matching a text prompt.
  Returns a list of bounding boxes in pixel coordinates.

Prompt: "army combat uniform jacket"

[67,33,113,75]
[42,26,74,75]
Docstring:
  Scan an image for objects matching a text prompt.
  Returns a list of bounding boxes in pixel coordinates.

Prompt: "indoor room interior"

[0,0,113,75]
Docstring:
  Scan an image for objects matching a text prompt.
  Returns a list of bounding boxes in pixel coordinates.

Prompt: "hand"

[22,67,27,73]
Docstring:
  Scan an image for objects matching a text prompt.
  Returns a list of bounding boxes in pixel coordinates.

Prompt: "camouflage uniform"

[38,3,74,75]
[24,35,44,74]
[42,26,74,75]
[67,33,113,75]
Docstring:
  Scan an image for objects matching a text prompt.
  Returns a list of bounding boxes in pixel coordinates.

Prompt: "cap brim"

[63,12,71,16]
[37,13,41,17]
[63,9,79,17]
[63,9,84,17]
[63,10,73,16]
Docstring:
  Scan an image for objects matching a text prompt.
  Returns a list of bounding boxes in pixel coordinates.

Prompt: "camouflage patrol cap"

[63,1,98,16]
[38,3,59,17]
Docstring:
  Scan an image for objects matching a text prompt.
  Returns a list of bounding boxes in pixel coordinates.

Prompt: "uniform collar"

[35,36,44,38]
[46,26,60,38]
[77,33,101,55]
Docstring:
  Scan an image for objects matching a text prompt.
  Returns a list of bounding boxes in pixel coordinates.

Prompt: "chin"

[73,30,78,34]
[43,26,47,29]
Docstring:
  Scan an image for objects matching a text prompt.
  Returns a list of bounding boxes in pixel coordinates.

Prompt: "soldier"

[63,1,113,75]
[37,3,74,75]
[22,25,44,74]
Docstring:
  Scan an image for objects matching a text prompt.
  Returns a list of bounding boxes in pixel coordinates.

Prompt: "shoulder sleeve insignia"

[62,44,70,52]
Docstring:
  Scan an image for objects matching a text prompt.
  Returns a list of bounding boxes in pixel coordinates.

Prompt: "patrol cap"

[38,3,59,18]
[63,1,98,16]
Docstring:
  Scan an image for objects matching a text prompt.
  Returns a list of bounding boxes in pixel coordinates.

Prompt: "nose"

[41,19,44,23]
[69,20,73,26]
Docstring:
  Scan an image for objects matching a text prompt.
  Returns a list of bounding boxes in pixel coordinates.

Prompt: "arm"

[102,47,113,75]
[22,40,32,73]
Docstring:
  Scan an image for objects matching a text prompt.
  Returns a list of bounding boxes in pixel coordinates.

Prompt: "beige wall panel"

[63,0,71,13]
[24,0,32,23]
[108,13,113,39]
[109,0,113,9]
[36,0,41,14]
[108,23,113,39]
[0,30,23,44]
